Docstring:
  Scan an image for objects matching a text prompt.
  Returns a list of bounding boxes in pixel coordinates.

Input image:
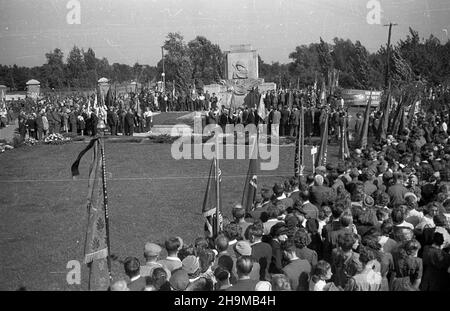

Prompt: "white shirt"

[310,279,326,291]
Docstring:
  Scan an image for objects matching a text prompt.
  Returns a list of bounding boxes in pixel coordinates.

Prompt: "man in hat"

[140,242,170,279]
[233,240,260,281]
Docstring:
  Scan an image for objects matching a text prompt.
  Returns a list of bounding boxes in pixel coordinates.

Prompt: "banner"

[202,159,222,238]
[358,91,372,149]
[71,138,111,290]
[241,138,258,215]
[294,101,305,177]
[315,113,329,168]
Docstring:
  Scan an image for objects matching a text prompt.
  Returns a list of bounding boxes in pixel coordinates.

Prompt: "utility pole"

[384,22,398,89]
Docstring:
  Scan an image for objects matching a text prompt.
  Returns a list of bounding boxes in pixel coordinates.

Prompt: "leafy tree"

[66,46,86,87]
[187,36,223,85]
[43,48,65,88]
[157,32,193,93]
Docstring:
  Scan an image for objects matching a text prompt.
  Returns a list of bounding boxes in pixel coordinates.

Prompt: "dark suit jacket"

[128,276,146,291]
[280,109,290,125]
[310,185,334,207]
[282,258,311,291]
[251,242,272,281]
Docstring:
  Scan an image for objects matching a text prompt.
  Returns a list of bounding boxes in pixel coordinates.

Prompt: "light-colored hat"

[144,242,162,257]
[234,241,252,256]
[111,280,129,291]
[182,255,200,275]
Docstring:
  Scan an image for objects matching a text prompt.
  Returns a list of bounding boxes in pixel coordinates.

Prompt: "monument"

[203,44,276,109]
[26,79,40,100]
[97,77,110,102]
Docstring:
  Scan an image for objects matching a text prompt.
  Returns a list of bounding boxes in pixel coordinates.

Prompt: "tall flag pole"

[71,137,112,290]
[294,99,305,178]
[315,113,329,168]
[215,132,221,236]
[358,91,372,149]
[338,113,350,161]
[242,135,258,215]
[378,81,391,141]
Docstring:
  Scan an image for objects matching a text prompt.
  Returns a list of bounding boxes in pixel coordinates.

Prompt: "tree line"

[1,28,449,92]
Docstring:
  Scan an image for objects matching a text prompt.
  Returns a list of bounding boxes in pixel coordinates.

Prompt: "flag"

[257,93,267,121]
[202,158,222,238]
[294,101,305,177]
[315,113,329,168]
[105,88,113,107]
[339,115,350,161]
[71,138,111,290]
[242,137,258,215]
[358,91,372,149]
[378,85,391,141]
[392,104,405,136]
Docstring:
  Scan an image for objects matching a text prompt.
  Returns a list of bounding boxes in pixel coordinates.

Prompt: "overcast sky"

[1,0,449,67]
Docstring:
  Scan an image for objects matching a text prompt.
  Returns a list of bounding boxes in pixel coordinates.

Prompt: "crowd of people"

[109,96,450,291]
[2,86,363,142]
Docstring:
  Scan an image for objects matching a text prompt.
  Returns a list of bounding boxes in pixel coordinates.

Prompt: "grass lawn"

[0,140,339,290]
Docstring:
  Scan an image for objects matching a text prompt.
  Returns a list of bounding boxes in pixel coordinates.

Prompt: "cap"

[234,241,252,256]
[182,255,200,275]
[169,269,190,291]
[144,242,162,257]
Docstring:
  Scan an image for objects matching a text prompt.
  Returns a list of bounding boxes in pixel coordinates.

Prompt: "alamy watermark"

[66,0,81,25]
[366,0,381,25]
[170,117,280,171]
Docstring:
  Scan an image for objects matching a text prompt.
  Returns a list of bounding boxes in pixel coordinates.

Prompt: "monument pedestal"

[203,44,276,109]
